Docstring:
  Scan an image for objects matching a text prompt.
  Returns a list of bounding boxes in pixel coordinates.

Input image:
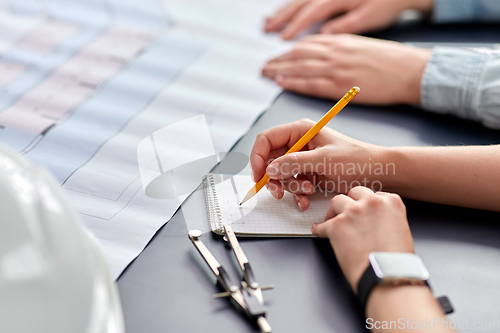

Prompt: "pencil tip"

[239,191,252,206]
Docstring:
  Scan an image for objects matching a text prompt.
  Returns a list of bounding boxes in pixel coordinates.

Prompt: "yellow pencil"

[240,86,360,205]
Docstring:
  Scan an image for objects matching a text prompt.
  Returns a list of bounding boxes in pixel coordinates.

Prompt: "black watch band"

[357,263,381,308]
[357,264,454,314]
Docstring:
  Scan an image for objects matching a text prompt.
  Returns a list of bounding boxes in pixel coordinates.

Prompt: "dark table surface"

[117,21,500,333]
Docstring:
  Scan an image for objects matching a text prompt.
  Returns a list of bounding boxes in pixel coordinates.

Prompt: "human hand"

[262,34,431,105]
[265,0,433,40]
[250,118,387,211]
[312,186,414,292]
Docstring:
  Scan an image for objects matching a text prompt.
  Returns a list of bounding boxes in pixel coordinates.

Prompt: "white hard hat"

[0,144,124,333]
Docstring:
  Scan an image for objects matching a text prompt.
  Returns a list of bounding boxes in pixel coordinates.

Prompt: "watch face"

[369,252,430,280]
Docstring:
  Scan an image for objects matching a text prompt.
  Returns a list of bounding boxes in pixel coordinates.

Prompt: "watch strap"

[357,262,380,308]
[437,296,454,314]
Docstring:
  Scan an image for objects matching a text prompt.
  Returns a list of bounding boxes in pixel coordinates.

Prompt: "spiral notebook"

[203,173,334,237]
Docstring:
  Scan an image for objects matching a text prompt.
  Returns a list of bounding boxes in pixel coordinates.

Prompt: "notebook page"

[212,174,334,236]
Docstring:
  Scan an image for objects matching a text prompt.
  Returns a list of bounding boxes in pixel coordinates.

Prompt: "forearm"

[366,285,455,332]
[379,145,500,211]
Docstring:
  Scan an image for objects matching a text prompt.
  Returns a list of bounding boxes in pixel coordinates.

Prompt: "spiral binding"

[203,174,224,234]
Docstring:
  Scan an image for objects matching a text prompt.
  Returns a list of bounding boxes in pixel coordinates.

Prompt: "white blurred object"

[0,144,124,333]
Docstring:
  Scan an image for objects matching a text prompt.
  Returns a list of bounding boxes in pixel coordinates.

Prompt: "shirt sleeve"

[433,0,500,23]
[421,46,500,129]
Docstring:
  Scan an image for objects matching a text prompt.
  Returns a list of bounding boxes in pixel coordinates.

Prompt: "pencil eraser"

[353,86,360,92]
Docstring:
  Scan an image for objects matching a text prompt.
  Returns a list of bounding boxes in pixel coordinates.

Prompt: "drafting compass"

[188,225,274,332]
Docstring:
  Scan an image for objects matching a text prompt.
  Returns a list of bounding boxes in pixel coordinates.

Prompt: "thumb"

[320,8,368,35]
[311,222,329,238]
[266,149,324,179]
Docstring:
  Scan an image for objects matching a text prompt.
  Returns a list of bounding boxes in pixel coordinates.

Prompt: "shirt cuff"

[420,46,488,122]
[432,0,500,23]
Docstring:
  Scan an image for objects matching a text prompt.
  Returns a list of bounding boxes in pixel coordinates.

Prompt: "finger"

[294,193,310,211]
[325,194,352,220]
[265,180,285,199]
[250,119,316,181]
[375,191,404,205]
[266,149,325,180]
[348,186,374,201]
[319,7,369,35]
[301,33,343,45]
[253,146,288,187]
[265,0,307,32]
[375,191,399,197]
[267,42,329,63]
[263,59,330,78]
[265,146,289,168]
[281,2,337,40]
[311,221,329,238]
[281,177,315,195]
[275,75,337,99]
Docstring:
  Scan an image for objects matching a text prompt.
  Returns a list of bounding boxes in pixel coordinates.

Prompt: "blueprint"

[0,0,291,278]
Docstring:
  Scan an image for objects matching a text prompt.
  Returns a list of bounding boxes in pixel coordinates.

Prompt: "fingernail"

[304,183,314,194]
[294,195,300,207]
[267,162,280,178]
[267,184,277,199]
[275,75,285,85]
[295,196,303,211]
[311,223,319,231]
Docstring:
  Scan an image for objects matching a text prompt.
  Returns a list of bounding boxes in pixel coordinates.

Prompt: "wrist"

[366,284,438,316]
[406,47,432,105]
[376,147,412,193]
[410,0,434,13]
[347,258,370,295]
[372,146,407,193]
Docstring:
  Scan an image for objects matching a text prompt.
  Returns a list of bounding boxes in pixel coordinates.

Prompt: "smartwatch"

[357,252,453,314]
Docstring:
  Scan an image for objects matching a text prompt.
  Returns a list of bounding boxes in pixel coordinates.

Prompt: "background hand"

[265,0,433,40]
[262,34,431,105]
[312,186,414,292]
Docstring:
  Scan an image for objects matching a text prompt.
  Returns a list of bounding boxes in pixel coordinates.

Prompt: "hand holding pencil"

[242,87,361,207]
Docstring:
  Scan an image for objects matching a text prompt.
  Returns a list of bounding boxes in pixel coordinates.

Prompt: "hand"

[265,0,433,40]
[262,34,432,105]
[250,118,387,211]
[312,186,414,292]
